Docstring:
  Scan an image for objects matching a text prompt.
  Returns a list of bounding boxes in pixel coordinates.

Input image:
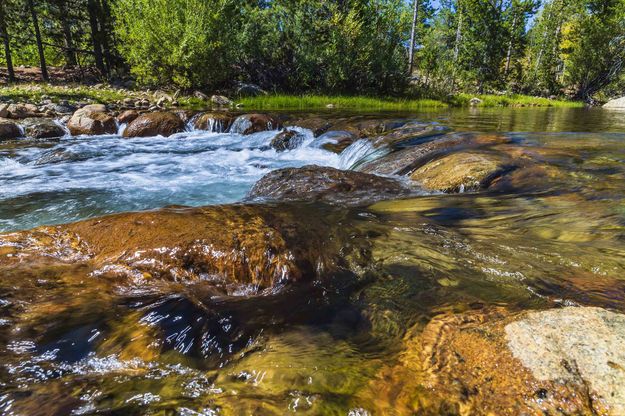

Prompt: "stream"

[1,107,624,415]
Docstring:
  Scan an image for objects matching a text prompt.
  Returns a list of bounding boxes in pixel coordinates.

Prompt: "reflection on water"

[1,107,625,414]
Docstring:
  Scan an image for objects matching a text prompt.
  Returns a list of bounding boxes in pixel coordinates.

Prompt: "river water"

[0,107,624,415]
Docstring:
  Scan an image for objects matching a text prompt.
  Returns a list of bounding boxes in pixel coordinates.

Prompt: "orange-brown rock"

[193,112,234,132]
[117,109,139,125]
[410,151,512,192]
[358,132,511,176]
[361,307,619,415]
[229,114,281,135]
[123,112,185,138]
[0,204,366,290]
[67,104,117,136]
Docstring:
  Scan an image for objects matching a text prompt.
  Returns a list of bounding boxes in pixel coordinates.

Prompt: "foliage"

[1,0,624,102]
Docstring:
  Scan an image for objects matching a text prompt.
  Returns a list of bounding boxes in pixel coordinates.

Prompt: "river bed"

[1,107,624,415]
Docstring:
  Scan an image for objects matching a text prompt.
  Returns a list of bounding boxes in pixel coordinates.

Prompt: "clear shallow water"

[1,107,624,232]
[1,107,625,415]
[0,127,341,231]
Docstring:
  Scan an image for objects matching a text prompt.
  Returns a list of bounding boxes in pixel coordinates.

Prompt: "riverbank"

[0,83,584,111]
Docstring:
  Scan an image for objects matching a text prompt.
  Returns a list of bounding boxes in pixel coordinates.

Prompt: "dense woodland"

[0,0,624,102]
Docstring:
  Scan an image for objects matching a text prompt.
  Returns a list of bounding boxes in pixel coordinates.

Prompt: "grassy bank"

[242,93,585,109]
[450,93,584,108]
[237,95,448,110]
[0,84,584,110]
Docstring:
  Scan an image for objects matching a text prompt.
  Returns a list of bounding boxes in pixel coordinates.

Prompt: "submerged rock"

[270,129,306,152]
[247,165,410,205]
[0,204,368,290]
[0,118,22,140]
[35,149,85,165]
[67,105,117,136]
[505,307,625,415]
[21,118,66,139]
[229,113,281,135]
[359,133,511,176]
[363,306,624,415]
[123,111,185,138]
[410,151,512,192]
[193,112,234,132]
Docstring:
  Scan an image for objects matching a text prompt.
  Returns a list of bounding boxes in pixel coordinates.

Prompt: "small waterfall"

[53,119,71,137]
[188,114,227,133]
[338,139,378,170]
[229,116,252,135]
[117,122,128,136]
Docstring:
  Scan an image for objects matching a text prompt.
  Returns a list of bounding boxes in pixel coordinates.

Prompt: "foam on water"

[0,127,340,231]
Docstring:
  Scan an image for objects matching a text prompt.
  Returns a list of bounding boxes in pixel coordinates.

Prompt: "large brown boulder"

[67,104,117,136]
[193,112,234,132]
[410,151,512,192]
[21,118,66,139]
[0,204,368,290]
[0,118,22,140]
[358,133,511,175]
[229,113,281,135]
[247,165,410,205]
[123,112,185,138]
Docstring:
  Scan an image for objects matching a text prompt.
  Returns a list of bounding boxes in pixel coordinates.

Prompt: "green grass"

[0,83,131,104]
[450,93,585,108]
[1,84,584,110]
[238,94,448,110]
[241,93,584,110]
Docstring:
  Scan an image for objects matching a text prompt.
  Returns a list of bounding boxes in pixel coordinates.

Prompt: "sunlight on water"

[1,108,625,414]
[0,127,340,231]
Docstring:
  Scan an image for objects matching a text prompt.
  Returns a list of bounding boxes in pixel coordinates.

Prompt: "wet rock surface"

[67,104,117,136]
[21,117,66,139]
[229,113,281,135]
[319,130,359,153]
[364,306,624,415]
[270,129,306,152]
[410,151,513,192]
[117,109,139,125]
[248,165,411,205]
[0,204,367,290]
[285,117,332,136]
[123,111,185,138]
[193,112,234,132]
[0,118,22,140]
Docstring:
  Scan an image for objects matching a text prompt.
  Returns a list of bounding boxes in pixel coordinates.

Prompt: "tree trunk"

[98,0,113,73]
[0,1,15,82]
[504,13,518,75]
[408,0,419,75]
[87,0,106,76]
[28,0,49,81]
[57,0,77,66]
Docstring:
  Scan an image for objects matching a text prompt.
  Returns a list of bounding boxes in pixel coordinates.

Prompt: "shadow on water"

[1,107,625,414]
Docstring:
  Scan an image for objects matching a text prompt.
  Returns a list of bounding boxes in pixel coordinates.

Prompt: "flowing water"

[1,107,625,415]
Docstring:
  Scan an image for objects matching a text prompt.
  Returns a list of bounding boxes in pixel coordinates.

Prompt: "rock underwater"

[0,203,372,294]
